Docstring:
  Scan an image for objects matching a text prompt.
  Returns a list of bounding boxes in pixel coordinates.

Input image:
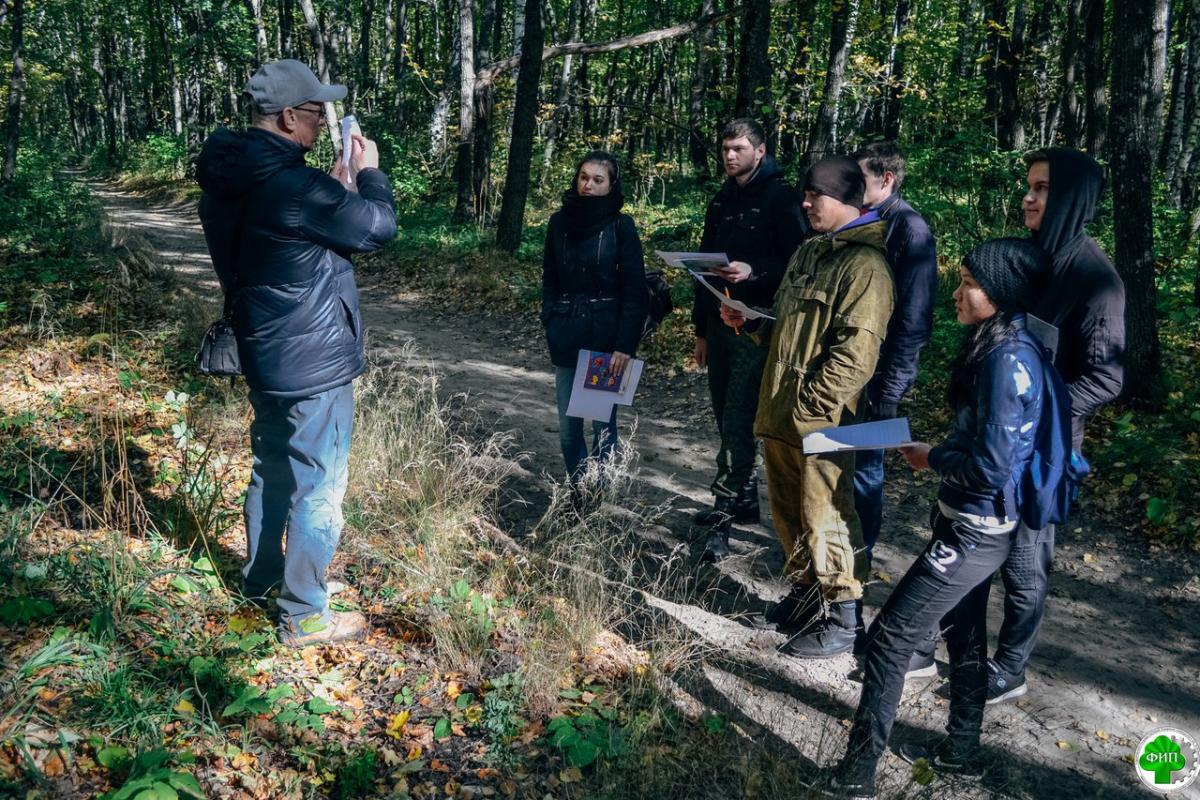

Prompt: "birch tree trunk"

[247,0,270,62]
[297,0,339,143]
[452,0,477,221]
[2,0,25,184]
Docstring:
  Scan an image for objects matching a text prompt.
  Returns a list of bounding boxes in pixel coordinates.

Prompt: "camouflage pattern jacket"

[752,216,895,450]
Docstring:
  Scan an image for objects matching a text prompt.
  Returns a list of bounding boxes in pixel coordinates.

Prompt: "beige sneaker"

[279,610,368,647]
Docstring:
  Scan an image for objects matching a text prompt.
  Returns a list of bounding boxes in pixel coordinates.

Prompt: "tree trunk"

[247,0,270,62]
[452,0,477,221]
[1029,0,1056,145]
[496,0,545,252]
[393,0,409,124]
[688,0,716,181]
[734,0,771,120]
[804,0,859,166]
[543,0,582,175]
[358,0,375,110]
[1084,0,1108,155]
[1170,0,1200,205]
[1108,0,1169,405]
[1160,1,1190,176]
[989,0,1027,150]
[953,0,983,78]
[473,0,499,217]
[2,0,25,184]
[1057,0,1085,146]
[429,16,459,159]
[883,0,912,140]
[298,0,339,143]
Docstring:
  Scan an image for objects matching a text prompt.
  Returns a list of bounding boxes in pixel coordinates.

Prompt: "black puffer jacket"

[691,156,810,336]
[540,209,647,369]
[929,318,1045,522]
[196,127,397,398]
[1029,148,1125,451]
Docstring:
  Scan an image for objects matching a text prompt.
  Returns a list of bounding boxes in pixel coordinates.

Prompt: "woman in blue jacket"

[541,151,647,486]
[822,238,1053,799]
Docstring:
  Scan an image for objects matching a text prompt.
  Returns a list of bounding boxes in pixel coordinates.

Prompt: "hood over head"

[1032,147,1104,257]
[195,127,306,199]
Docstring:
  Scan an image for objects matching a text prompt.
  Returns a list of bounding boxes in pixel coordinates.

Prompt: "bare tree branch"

[476,6,739,88]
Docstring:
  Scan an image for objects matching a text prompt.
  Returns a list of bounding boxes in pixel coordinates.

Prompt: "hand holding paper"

[899,442,931,470]
[691,270,775,320]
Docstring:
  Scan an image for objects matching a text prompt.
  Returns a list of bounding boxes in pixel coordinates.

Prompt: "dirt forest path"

[91,181,1200,800]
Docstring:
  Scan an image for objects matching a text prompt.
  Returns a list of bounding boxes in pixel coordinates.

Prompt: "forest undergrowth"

[0,152,982,800]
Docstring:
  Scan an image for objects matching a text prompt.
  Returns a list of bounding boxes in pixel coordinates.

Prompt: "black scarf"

[560,189,625,238]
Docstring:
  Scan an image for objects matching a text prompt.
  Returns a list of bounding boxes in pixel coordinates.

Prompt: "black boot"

[780,600,861,658]
[748,584,822,631]
[815,755,877,799]
[728,476,761,524]
[701,519,731,563]
[693,494,735,526]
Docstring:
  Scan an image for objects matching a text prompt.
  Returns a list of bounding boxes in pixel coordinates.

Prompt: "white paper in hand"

[340,115,361,166]
[689,271,775,320]
[802,418,914,454]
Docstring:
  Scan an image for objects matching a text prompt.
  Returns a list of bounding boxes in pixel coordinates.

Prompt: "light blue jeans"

[243,382,354,627]
[554,366,618,483]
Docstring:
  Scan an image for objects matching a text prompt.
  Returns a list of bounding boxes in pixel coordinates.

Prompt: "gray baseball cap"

[244,59,346,113]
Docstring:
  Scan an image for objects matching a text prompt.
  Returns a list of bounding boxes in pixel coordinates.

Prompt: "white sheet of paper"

[689,271,775,321]
[566,350,645,420]
[801,417,914,455]
[655,251,730,274]
[340,117,354,166]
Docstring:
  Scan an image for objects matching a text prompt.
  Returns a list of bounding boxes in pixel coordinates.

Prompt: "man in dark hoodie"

[196,59,397,647]
[692,118,810,562]
[986,147,1125,703]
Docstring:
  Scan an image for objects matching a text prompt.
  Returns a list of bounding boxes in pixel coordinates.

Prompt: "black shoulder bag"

[197,204,248,377]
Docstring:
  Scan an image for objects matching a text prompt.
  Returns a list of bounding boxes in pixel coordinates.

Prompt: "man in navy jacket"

[851,141,938,559]
[197,60,397,647]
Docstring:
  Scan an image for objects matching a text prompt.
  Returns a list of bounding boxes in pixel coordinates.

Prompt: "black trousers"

[849,508,1016,764]
[993,523,1055,677]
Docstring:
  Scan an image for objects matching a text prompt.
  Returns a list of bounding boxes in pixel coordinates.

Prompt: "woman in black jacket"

[821,238,1058,799]
[541,151,647,485]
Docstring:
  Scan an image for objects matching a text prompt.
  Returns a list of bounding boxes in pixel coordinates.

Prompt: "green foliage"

[0,595,55,625]
[122,135,189,181]
[546,710,630,768]
[333,748,379,799]
[98,748,204,800]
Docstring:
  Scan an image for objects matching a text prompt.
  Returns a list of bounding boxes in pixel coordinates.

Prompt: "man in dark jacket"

[196,59,397,647]
[851,141,937,557]
[692,118,810,562]
[986,147,1125,703]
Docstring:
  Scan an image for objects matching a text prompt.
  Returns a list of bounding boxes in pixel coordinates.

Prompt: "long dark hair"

[947,312,1020,409]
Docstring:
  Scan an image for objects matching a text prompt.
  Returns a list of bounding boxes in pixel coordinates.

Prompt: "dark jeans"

[705,316,767,497]
[853,447,885,556]
[243,382,354,627]
[993,523,1055,677]
[849,508,1016,764]
[554,366,618,483]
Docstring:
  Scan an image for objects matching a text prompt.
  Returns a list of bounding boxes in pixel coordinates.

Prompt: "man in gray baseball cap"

[196,60,396,648]
[244,59,347,113]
